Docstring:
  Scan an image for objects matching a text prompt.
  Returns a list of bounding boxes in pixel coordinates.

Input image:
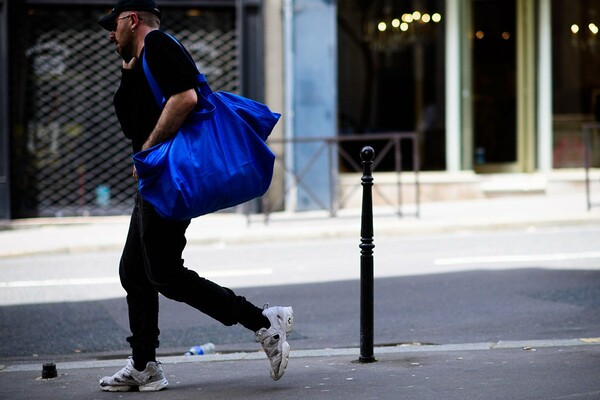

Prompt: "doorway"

[471,0,517,171]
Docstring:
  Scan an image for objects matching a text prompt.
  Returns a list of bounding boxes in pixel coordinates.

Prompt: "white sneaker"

[256,306,293,381]
[99,357,168,392]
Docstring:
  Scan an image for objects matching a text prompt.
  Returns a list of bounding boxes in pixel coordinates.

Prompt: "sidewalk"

[1,340,599,399]
[0,193,599,258]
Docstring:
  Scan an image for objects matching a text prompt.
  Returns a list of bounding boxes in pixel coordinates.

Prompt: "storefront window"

[337,0,446,171]
[552,0,600,168]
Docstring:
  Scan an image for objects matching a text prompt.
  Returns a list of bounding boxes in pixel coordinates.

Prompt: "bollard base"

[355,356,377,364]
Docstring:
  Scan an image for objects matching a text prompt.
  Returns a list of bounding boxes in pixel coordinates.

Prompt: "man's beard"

[117,37,135,62]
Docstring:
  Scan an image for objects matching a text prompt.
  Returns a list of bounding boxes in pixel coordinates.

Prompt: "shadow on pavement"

[1,268,599,363]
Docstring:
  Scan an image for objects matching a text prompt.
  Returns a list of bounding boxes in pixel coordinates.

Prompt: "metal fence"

[253,132,420,222]
[16,5,237,217]
[582,123,600,211]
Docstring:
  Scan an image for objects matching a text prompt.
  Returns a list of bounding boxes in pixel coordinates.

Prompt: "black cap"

[97,0,161,31]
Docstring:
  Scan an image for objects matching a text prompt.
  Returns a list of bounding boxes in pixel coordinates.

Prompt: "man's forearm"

[142,88,197,150]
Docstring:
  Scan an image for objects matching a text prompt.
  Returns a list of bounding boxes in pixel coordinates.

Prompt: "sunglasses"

[110,14,131,31]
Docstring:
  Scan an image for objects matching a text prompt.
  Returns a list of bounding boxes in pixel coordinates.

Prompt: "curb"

[2,338,599,373]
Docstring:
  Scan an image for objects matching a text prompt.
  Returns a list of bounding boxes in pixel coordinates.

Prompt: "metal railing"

[253,132,420,221]
[582,123,600,211]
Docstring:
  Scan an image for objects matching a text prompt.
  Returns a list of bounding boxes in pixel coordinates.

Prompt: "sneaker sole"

[100,385,135,392]
[99,378,168,392]
[271,341,290,381]
[139,378,169,392]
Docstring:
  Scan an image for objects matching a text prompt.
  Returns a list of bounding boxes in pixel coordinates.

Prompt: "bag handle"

[156,32,215,96]
[141,32,215,120]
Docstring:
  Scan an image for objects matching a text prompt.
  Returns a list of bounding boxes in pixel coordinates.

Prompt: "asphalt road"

[0,225,599,362]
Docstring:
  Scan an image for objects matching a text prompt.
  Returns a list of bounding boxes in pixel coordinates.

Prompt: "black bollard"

[359,146,376,363]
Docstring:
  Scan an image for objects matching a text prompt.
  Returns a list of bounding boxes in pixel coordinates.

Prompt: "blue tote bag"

[133,34,279,220]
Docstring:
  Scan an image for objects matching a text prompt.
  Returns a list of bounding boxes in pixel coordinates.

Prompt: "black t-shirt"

[113,30,198,153]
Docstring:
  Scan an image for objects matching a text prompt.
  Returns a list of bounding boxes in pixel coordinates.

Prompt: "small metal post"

[359,146,376,363]
[41,363,57,379]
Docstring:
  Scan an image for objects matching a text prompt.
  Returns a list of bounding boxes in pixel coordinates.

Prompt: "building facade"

[337,0,600,173]
[1,0,267,218]
[1,0,598,219]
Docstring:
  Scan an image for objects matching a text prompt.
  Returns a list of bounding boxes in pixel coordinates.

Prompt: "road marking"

[433,251,600,266]
[0,268,273,288]
[0,277,120,288]
[199,268,273,278]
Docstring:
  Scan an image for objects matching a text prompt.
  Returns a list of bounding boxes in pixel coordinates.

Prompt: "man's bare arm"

[142,88,198,151]
[132,85,197,181]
